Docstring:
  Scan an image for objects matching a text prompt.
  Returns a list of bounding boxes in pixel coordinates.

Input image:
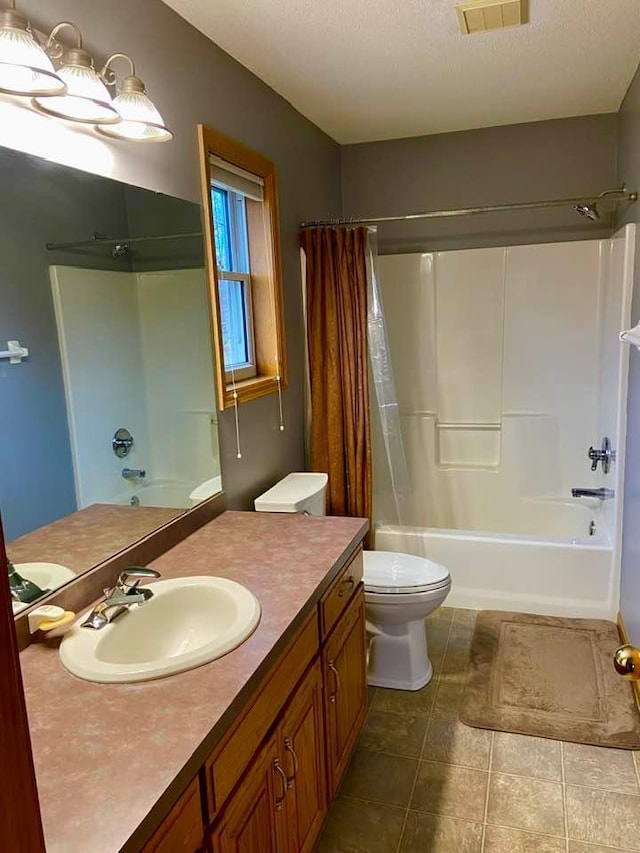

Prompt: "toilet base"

[366,617,434,692]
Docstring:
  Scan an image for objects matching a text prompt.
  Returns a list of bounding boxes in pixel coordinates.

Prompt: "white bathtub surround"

[51,266,221,510]
[374,225,635,620]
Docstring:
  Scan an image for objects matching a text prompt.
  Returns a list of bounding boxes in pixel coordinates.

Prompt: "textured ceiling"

[162,0,640,143]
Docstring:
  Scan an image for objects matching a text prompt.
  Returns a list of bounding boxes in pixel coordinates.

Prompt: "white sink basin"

[59,576,261,683]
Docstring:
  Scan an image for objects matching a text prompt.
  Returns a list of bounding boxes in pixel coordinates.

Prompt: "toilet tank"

[254,472,328,516]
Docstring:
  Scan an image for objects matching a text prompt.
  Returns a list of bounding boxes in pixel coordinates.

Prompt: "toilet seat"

[364,550,450,595]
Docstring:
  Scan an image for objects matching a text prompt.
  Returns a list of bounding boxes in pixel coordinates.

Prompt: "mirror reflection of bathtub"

[116,476,223,509]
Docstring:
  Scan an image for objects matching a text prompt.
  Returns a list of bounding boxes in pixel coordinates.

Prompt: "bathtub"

[115,479,195,509]
[374,500,616,620]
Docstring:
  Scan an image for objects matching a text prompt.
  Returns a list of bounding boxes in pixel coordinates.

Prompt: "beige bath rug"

[461,611,640,749]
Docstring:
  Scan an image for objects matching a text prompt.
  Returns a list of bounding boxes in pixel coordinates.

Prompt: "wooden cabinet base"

[141,547,366,853]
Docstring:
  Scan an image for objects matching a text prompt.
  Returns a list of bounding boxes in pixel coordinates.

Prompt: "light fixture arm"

[45,21,83,61]
[101,53,137,88]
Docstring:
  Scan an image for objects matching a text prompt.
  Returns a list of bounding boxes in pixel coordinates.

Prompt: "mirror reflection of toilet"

[254,472,452,691]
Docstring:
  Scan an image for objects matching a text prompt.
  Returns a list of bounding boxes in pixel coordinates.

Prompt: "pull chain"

[230,365,242,459]
[275,361,284,432]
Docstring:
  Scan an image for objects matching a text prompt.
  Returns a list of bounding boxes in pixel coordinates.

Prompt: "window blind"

[209,155,264,202]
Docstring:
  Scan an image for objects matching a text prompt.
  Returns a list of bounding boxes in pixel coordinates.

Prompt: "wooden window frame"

[198,125,288,411]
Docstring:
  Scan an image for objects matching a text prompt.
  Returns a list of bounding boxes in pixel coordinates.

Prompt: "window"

[198,125,288,411]
[211,185,255,380]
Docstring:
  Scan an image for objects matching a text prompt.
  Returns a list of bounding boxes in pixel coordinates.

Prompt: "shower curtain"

[301,225,410,530]
[302,226,372,524]
[365,228,412,525]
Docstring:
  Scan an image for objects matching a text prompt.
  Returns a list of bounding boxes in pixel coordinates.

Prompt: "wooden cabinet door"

[210,735,288,853]
[143,778,205,853]
[322,589,367,798]
[278,658,327,853]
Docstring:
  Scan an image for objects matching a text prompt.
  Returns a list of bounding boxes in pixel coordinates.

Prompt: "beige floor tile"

[422,719,492,769]
[426,617,452,652]
[429,606,454,625]
[566,785,640,851]
[372,680,438,718]
[452,608,478,627]
[339,749,418,807]
[399,811,483,853]
[410,760,488,821]
[367,684,377,706]
[440,647,471,684]
[446,623,475,649]
[568,843,631,853]
[486,773,565,836]
[359,709,428,758]
[431,681,464,719]
[563,743,639,794]
[316,797,406,853]
[491,731,563,781]
[483,825,566,852]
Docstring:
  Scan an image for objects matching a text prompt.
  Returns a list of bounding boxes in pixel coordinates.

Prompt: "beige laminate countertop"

[19,510,368,853]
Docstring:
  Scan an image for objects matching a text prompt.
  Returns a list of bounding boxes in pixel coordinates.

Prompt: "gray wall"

[618,63,640,641]
[341,114,619,253]
[10,0,342,511]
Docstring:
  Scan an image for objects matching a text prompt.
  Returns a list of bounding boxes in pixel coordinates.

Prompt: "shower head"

[572,203,600,222]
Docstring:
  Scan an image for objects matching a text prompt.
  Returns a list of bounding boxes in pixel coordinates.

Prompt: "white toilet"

[254,472,452,692]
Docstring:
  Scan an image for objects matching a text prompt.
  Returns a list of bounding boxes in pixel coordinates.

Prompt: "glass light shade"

[33,61,120,124]
[96,88,172,142]
[0,24,65,96]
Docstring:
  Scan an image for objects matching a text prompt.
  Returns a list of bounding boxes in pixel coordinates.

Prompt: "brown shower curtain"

[301,226,372,527]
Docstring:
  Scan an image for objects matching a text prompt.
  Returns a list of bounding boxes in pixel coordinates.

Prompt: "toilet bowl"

[364,550,451,691]
[254,473,452,691]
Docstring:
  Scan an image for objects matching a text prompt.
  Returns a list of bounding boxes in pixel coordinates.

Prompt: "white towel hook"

[0,340,29,364]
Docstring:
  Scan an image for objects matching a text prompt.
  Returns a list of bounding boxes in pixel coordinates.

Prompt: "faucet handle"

[117,566,161,592]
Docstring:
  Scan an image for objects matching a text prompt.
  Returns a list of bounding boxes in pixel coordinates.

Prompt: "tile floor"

[316,607,640,853]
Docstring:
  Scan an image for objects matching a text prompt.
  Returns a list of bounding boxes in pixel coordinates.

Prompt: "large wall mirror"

[0,145,222,615]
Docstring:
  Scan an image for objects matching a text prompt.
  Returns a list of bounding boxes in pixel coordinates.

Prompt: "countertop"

[19,510,368,852]
[8,503,182,576]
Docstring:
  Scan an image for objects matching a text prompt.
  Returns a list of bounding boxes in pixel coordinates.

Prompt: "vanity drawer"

[319,547,363,640]
[142,777,204,853]
[204,609,319,821]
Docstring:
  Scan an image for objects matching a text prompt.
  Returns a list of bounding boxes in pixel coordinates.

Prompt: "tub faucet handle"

[587,437,615,474]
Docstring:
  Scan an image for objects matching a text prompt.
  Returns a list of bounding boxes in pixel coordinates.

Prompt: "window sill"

[222,374,285,409]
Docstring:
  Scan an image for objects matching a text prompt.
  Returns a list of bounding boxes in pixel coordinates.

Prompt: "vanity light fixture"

[32,22,120,125]
[96,53,173,142]
[0,1,65,96]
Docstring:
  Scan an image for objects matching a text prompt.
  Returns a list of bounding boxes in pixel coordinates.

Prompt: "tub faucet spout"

[571,487,615,500]
[122,468,146,479]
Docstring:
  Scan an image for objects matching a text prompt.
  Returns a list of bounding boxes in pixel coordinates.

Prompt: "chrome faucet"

[122,468,146,480]
[81,567,161,630]
[571,487,615,500]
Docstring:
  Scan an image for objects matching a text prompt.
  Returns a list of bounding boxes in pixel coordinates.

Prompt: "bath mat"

[461,611,640,749]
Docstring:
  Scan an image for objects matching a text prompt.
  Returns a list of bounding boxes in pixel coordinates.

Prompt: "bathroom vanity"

[19,510,368,852]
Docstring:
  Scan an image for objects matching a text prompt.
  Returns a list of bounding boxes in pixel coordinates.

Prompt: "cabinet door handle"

[338,577,355,598]
[273,758,287,811]
[328,660,341,703]
[284,737,298,789]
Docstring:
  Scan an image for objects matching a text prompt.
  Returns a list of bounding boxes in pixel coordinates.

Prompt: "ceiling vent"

[456,0,527,34]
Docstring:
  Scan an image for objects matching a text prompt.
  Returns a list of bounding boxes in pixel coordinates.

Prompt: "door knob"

[614,644,640,680]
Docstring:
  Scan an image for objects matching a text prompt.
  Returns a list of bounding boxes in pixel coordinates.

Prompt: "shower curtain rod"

[299,187,637,229]
[46,232,202,252]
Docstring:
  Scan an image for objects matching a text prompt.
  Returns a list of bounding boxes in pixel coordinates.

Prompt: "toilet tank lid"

[255,472,328,512]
